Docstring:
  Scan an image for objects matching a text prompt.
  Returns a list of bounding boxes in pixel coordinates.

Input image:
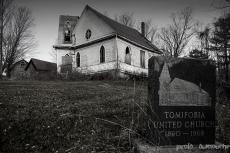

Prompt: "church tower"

[57,15,79,44]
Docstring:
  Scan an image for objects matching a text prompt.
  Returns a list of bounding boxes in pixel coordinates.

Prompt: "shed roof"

[25,58,57,71]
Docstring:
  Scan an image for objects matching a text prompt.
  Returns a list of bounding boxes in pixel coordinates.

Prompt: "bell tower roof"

[159,63,171,83]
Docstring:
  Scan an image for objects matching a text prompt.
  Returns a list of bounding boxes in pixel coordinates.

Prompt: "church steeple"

[159,63,171,84]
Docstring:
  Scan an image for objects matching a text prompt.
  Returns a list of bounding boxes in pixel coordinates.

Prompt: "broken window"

[76,52,80,67]
[64,21,71,43]
[100,46,105,63]
[64,29,71,42]
[125,47,131,65]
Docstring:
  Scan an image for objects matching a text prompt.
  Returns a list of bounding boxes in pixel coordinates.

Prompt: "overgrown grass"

[0,80,147,153]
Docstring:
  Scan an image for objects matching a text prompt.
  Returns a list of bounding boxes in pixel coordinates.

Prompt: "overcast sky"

[15,0,227,62]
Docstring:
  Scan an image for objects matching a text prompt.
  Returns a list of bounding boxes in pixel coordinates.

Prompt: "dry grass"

[0,80,147,153]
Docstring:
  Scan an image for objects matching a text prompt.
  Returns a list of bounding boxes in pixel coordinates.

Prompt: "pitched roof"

[25,58,57,71]
[85,5,161,53]
[9,59,28,71]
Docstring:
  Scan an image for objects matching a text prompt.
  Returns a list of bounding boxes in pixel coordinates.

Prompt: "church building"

[53,5,162,78]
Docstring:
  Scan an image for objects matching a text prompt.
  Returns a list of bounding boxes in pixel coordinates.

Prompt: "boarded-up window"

[125,47,131,65]
[62,54,72,65]
[100,46,105,63]
[61,64,72,73]
[61,54,72,73]
[76,52,80,67]
[140,50,145,68]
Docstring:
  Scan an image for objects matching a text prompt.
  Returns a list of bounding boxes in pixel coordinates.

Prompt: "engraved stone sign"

[148,56,216,145]
[159,63,211,106]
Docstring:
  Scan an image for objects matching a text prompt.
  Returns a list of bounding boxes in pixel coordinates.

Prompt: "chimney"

[141,22,145,36]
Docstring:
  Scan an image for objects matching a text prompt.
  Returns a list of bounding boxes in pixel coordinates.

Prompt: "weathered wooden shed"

[25,58,57,80]
[9,59,28,80]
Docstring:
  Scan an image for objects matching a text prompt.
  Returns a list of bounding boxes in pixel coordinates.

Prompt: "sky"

[15,0,227,62]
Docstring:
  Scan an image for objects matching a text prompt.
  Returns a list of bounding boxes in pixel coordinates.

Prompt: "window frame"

[64,29,71,42]
[76,52,80,67]
[85,29,92,40]
[140,50,145,68]
[125,46,131,65]
[64,21,72,43]
[100,46,105,63]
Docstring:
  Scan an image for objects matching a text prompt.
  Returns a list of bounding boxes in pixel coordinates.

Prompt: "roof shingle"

[86,5,161,53]
[25,58,57,71]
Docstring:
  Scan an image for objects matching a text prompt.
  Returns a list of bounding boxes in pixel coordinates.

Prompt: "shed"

[25,58,57,80]
[9,59,28,80]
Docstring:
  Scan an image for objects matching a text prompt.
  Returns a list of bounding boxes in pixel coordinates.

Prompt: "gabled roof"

[25,58,57,71]
[85,5,161,53]
[9,59,28,71]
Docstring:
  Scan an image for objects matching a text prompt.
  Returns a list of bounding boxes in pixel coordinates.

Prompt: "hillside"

[0,81,147,153]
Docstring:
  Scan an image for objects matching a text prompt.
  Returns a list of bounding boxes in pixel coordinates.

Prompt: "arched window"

[100,46,105,63]
[76,52,80,67]
[125,47,131,64]
[126,47,130,54]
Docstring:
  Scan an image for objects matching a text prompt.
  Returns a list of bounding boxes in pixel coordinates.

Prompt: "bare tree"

[114,13,160,47]
[197,26,211,56]
[50,39,58,62]
[2,7,35,77]
[145,21,158,44]
[114,12,135,28]
[0,0,13,78]
[159,7,196,57]
[212,0,230,9]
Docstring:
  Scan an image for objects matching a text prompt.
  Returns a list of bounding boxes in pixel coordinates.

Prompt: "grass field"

[0,80,147,153]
